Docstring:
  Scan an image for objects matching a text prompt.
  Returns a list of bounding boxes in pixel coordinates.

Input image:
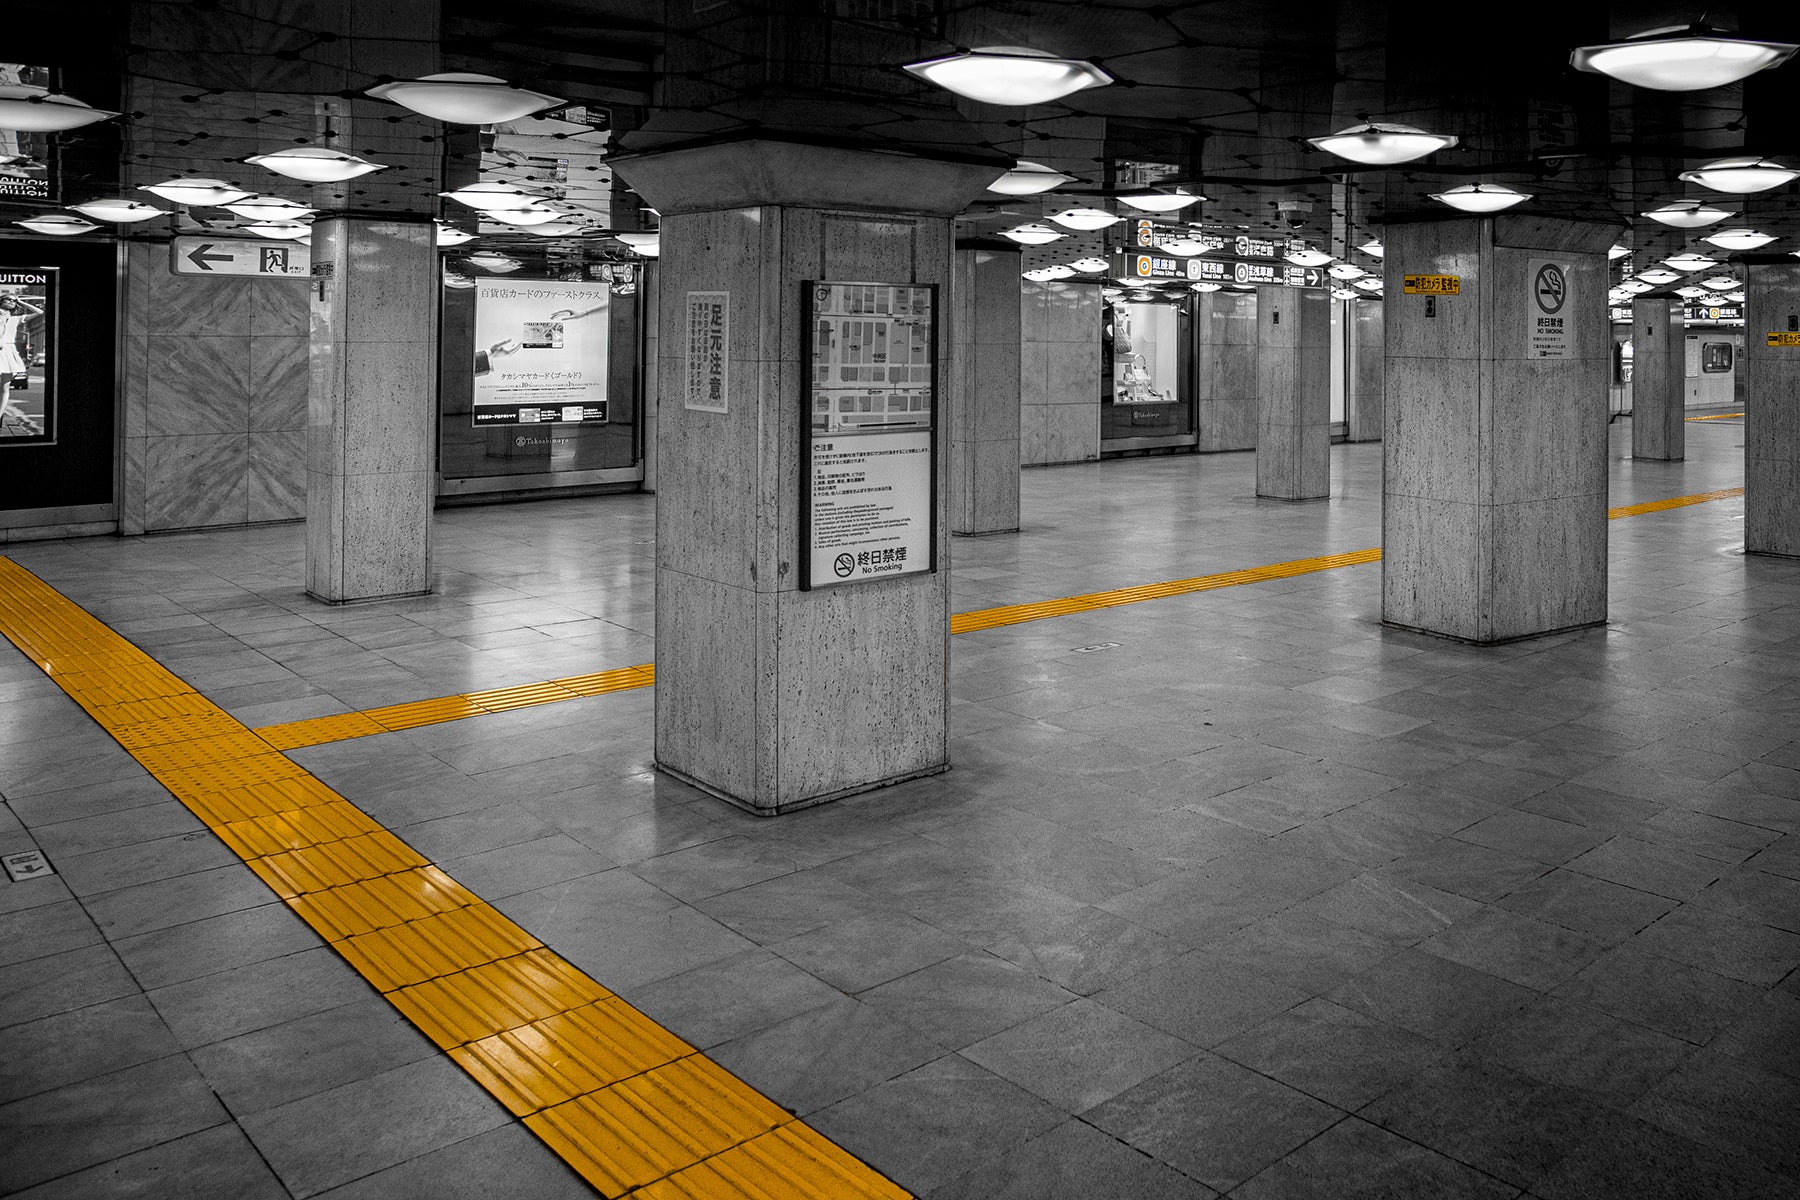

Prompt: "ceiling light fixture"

[986,161,1075,195]
[1119,190,1203,213]
[1570,26,1798,91]
[223,195,315,221]
[1157,238,1206,256]
[1190,282,1222,292]
[1358,239,1384,257]
[1047,208,1120,230]
[465,251,522,273]
[1001,224,1064,245]
[1702,228,1776,249]
[902,46,1113,106]
[1618,280,1654,294]
[443,271,475,290]
[1284,245,1333,267]
[0,83,118,132]
[1724,291,1745,302]
[365,72,563,124]
[1662,253,1717,272]
[68,198,169,223]
[491,204,564,226]
[523,221,586,237]
[243,220,312,240]
[615,232,660,256]
[139,177,252,206]
[1023,265,1078,281]
[436,224,475,247]
[1331,287,1361,300]
[1353,277,1383,291]
[1307,122,1457,166]
[1608,244,1629,260]
[1674,285,1709,298]
[1327,263,1366,280]
[1429,183,1532,213]
[1636,268,1680,284]
[1641,200,1735,227]
[1678,156,1798,194]
[1700,276,1739,290]
[13,213,98,236]
[247,147,386,182]
[440,182,545,211]
[1068,258,1110,273]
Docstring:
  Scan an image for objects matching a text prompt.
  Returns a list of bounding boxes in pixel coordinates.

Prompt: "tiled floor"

[3,418,1798,1199]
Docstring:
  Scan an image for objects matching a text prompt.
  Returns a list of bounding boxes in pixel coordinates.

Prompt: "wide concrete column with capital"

[1630,297,1685,461]
[612,141,1002,813]
[1255,285,1331,499]
[951,245,1021,535]
[1745,262,1800,557]
[305,216,438,603]
[1382,216,1617,643]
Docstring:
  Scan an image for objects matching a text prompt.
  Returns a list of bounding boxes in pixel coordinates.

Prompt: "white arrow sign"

[170,237,310,278]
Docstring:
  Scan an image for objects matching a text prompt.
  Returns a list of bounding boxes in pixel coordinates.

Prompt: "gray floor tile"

[239,1055,511,1198]
[962,997,1198,1113]
[810,1054,1067,1195]
[1419,906,1610,991]
[3,1123,289,1200]
[1462,993,1692,1107]
[1627,1050,1800,1177]
[81,864,276,941]
[1094,951,1311,1048]
[1493,869,1678,939]
[771,911,967,993]
[1553,945,1761,1046]
[622,947,843,1050]
[857,951,1080,1050]
[927,1117,1218,1200]
[0,899,103,969]
[1214,997,1448,1111]
[0,943,140,1030]
[1084,1052,1341,1192]
[983,905,1186,996]
[112,899,324,990]
[708,996,945,1116]
[1629,902,1800,986]
[308,1122,593,1200]
[1231,1115,1517,1200]
[0,995,181,1106]
[146,946,376,1049]
[1530,1108,1794,1200]
[1325,946,1537,1047]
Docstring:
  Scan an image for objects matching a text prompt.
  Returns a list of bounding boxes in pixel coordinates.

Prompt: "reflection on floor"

[3,424,1797,1200]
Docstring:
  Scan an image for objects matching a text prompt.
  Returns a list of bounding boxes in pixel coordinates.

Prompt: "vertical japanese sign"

[684,291,729,413]
[0,267,56,446]
[1528,259,1572,358]
[471,279,610,426]
[801,282,936,589]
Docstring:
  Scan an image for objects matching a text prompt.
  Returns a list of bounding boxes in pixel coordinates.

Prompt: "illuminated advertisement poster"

[0,65,54,203]
[0,267,55,445]
[801,281,936,588]
[471,279,609,426]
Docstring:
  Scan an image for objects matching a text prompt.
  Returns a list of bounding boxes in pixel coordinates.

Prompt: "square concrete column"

[1255,285,1330,499]
[1194,289,1258,452]
[1382,216,1617,643]
[613,140,1003,814]
[306,215,438,603]
[1021,282,1101,465]
[1347,299,1385,443]
[1630,297,1685,461]
[950,245,1021,535]
[1745,262,1800,558]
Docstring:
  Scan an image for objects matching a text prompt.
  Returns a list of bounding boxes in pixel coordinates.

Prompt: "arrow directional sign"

[187,243,233,271]
[170,236,310,278]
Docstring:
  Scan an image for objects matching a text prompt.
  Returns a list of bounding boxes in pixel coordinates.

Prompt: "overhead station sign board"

[170,237,310,277]
[801,281,937,589]
[1112,250,1324,289]
[1686,304,1742,323]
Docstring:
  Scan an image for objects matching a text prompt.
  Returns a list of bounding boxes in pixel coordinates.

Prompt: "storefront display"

[0,267,54,445]
[1103,299,1191,445]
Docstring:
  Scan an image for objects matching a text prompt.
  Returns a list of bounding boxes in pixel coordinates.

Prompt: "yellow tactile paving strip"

[250,485,1751,749]
[1686,412,1743,421]
[0,557,910,1200]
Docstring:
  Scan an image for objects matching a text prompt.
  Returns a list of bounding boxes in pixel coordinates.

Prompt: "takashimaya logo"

[833,553,857,578]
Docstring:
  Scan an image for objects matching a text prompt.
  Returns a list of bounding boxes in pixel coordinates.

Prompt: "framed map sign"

[800,281,937,589]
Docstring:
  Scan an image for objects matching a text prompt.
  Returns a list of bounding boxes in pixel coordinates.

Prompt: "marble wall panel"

[250,337,309,431]
[250,281,310,336]
[1630,298,1684,461]
[968,438,1022,533]
[1045,404,1098,466]
[145,336,252,436]
[1349,301,1384,442]
[1487,496,1610,640]
[654,569,763,802]
[146,271,253,338]
[1745,263,1800,557]
[144,434,249,531]
[1382,494,1482,641]
[248,430,306,523]
[1020,281,1099,465]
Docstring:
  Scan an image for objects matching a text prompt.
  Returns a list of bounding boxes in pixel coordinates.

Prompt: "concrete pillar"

[1630,297,1685,461]
[951,245,1021,535]
[1745,263,1800,558]
[612,141,1001,814]
[1194,290,1258,452]
[305,216,438,603]
[1255,285,1331,499]
[1021,282,1101,465]
[1347,300,1385,442]
[1382,216,1617,643]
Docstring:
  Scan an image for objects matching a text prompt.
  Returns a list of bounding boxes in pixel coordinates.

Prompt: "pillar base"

[656,759,950,817]
[305,587,430,606]
[1381,616,1605,647]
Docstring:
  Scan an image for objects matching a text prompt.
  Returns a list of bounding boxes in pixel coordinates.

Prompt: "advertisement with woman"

[0,268,53,444]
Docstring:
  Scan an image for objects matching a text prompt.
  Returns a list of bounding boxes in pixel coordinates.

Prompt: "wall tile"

[145,336,252,436]
[143,433,249,531]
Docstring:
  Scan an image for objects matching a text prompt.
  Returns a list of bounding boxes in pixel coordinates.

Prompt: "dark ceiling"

[8,1,1800,291]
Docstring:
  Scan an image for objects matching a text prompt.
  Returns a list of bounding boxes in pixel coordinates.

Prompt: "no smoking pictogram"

[1534,264,1566,314]
[833,553,856,578]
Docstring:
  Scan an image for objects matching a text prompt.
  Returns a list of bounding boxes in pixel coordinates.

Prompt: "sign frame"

[1402,274,1460,295]
[798,280,940,591]
[169,237,310,278]
[0,265,58,448]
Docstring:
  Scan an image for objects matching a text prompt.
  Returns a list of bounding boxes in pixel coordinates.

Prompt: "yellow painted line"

[249,485,1752,749]
[1686,412,1743,421]
[1607,486,1743,519]
[0,557,911,1200]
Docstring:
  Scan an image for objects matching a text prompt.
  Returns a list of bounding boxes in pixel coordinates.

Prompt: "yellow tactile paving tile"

[212,801,388,859]
[286,865,478,940]
[464,680,580,711]
[1607,485,1744,519]
[1687,412,1743,421]
[390,949,615,1048]
[523,1056,791,1196]
[258,711,386,750]
[638,1122,912,1200]
[363,694,488,731]
[107,710,252,749]
[452,998,697,1115]
[247,832,430,898]
[555,664,656,696]
[334,902,543,993]
[157,752,310,795]
[174,774,347,825]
